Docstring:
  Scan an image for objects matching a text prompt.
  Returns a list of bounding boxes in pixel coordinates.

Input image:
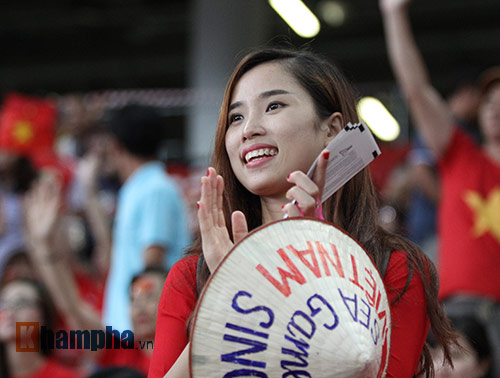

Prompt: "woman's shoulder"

[383,250,426,302]
[171,254,200,272]
[164,254,200,293]
[168,255,200,276]
[385,250,409,266]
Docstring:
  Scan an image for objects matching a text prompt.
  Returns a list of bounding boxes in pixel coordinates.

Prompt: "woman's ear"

[322,112,344,145]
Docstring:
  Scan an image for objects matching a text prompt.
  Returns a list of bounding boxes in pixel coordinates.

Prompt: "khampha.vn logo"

[16,322,152,352]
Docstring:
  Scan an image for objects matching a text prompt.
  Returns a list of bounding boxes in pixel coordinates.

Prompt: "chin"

[239,172,282,192]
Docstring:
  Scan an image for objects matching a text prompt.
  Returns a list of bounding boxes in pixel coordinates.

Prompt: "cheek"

[225,131,238,160]
[225,133,243,176]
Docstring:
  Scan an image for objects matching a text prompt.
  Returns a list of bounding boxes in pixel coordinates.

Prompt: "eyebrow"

[229,89,292,111]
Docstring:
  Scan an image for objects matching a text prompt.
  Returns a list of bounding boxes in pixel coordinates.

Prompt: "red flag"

[0,93,56,156]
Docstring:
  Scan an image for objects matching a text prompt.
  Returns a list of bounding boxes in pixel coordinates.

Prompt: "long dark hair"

[187,46,456,377]
[0,278,57,378]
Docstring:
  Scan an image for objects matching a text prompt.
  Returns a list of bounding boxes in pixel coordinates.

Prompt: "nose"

[242,112,266,141]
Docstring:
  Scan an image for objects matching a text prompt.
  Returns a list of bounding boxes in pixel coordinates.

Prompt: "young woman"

[149,47,457,378]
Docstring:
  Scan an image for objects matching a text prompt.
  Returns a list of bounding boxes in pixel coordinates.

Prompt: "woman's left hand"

[283,149,330,219]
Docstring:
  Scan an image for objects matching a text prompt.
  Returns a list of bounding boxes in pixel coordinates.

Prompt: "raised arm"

[78,152,112,276]
[25,176,103,332]
[380,0,455,158]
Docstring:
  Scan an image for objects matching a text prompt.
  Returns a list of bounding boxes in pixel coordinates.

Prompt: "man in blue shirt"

[102,104,191,332]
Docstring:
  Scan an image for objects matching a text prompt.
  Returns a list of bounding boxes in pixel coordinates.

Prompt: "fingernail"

[281,205,285,209]
[287,174,290,180]
[197,201,200,209]
[322,151,330,159]
[206,168,210,176]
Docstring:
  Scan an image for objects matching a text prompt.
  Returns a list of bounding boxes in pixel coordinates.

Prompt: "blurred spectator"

[0,152,37,280]
[404,136,439,260]
[96,268,164,374]
[0,249,34,285]
[381,0,500,376]
[167,165,206,239]
[447,75,482,142]
[71,150,114,278]
[24,176,166,376]
[100,103,190,332]
[427,314,493,378]
[86,366,146,378]
[405,76,481,260]
[0,278,80,378]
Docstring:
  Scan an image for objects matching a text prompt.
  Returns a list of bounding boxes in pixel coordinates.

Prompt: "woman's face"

[225,62,339,199]
[432,333,490,378]
[0,281,43,342]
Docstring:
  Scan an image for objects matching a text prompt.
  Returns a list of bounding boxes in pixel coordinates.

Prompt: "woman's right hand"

[197,167,248,273]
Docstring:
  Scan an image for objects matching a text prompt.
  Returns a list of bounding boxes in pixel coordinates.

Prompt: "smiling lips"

[245,147,278,163]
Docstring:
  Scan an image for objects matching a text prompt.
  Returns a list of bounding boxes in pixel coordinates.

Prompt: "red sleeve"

[148,255,199,378]
[384,251,429,378]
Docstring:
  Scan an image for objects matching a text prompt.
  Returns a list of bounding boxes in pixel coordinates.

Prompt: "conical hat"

[190,218,391,378]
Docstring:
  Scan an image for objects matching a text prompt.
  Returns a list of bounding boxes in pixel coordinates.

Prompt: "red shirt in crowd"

[74,269,105,315]
[97,341,151,376]
[438,128,500,302]
[51,269,106,368]
[13,358,80,378]
[149,251,428,378]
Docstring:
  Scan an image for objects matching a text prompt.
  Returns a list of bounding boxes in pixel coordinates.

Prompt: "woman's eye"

[267,102,284,111]
[229,114,243,124]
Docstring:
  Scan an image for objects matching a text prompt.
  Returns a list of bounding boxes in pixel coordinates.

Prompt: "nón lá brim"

[190,218,391,378]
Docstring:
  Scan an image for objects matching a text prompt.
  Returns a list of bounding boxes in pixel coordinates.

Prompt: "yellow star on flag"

[463,188,500,245]
[12,121,34,144]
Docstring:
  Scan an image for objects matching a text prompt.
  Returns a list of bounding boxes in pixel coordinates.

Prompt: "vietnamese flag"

[0,93,57,156]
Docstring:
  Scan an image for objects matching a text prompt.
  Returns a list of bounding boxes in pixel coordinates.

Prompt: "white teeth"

[245,148,278,163]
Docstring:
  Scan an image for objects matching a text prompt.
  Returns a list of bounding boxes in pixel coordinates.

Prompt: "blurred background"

[2,0,500,163]
[2,0,500,247]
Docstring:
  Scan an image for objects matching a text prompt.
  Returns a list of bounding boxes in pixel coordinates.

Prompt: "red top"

[74,269,105,314]
[149,255,199,377]
[383,251,429,377]
[97,342,151,375]
[149,251,428,378]
[438,128,500,301]
[13,358,80,378]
